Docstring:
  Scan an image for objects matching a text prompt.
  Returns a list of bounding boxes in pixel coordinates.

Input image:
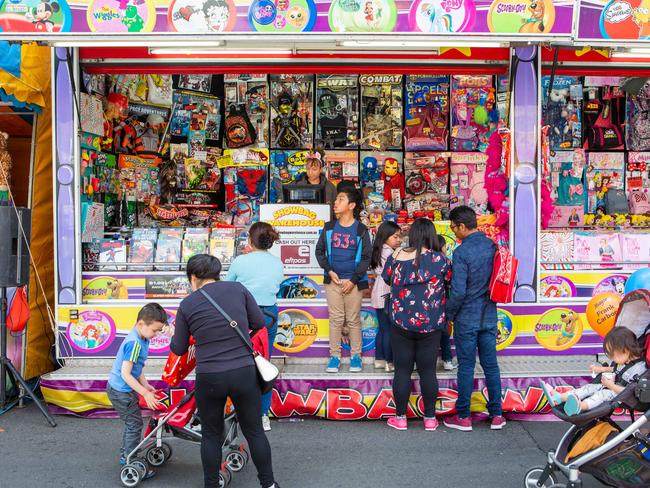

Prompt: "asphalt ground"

[0,404,607,488]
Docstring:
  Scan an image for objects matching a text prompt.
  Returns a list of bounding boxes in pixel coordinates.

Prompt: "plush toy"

[103,93,129,151]
[380,157,404,202]
[483,131,510,243]
[547,86,569,149]
[540,180,554,229]
[0,131,12,204]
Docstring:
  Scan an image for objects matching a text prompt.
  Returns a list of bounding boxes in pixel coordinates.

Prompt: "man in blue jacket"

[442,206,505,432]
[316,188,371,374]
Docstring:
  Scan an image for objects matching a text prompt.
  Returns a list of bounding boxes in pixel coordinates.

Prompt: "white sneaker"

[374,359,386,369]
[262,415,271,432]
[443,361,456,371]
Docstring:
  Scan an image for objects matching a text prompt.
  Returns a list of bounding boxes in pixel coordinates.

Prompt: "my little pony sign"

[408,0,476,33]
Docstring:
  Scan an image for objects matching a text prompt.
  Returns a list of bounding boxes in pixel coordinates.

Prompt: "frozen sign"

[260,204,330,274]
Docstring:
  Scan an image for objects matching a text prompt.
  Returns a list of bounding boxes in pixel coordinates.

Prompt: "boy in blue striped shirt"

[107,303,168,466]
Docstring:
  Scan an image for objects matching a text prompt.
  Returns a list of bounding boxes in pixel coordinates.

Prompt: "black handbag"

[198,288,279,394]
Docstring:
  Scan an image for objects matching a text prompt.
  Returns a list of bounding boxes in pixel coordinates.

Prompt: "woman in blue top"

[227,222,284,431]
[382,218,452,432]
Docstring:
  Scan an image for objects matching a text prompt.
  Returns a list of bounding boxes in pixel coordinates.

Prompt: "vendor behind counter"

[294,150,337,208]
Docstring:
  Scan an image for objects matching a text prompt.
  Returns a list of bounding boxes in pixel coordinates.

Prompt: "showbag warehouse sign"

[260,203,330,274]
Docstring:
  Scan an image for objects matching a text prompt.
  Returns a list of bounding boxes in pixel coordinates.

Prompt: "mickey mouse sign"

[0,0,72,32]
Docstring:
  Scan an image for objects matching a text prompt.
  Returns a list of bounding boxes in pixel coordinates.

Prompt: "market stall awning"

[0,42,50,111]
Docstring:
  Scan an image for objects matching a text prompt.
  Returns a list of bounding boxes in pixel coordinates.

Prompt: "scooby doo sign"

[487,0,556,33]
[534,308,584,351]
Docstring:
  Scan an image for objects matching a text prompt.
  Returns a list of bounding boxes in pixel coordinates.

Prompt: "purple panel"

[55,48,76,304]
[513,46,538,302]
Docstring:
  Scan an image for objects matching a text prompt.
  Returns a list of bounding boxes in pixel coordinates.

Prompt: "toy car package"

[541,75,582,151]
[359,75,403,150]
[405,75,449,151]
[404,151,450,215]
[270,74,314,149]
[316,75,359,148]
[224,74,269,148]
[451,75,497,153]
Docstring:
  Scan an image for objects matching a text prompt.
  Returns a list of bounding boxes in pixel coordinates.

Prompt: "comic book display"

[405,75,449,151]
[270,74,313,149]
[316,75,359,148]
[359,75,402,151]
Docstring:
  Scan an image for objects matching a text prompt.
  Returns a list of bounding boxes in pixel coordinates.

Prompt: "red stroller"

[119,326,271,488]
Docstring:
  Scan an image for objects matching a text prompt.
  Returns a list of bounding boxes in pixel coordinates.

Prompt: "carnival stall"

[0,0,648,419]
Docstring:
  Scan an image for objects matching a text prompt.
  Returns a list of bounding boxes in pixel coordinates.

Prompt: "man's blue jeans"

[260,305,278,417]
[454,322,503,419]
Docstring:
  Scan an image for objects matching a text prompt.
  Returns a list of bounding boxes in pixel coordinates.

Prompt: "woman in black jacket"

[170,254,279,488]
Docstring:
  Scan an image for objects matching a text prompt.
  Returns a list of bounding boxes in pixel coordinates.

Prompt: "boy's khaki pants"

[325,283,363,357]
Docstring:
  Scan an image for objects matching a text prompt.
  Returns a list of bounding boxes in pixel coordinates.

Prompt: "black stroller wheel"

[161,442,172,460]
[219,466,233,487]
[146,446,167,467]
[225,450,247,472]
[120,465,142,488]
[524,467,557,488]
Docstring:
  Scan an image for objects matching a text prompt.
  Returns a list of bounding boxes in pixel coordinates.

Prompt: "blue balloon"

[624,268,650,294]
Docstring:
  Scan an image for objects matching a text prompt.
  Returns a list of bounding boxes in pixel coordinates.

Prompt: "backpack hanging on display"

[489,247,519,304]
[604,189,629,215]
[628,189,650,214]
[451,108,479,151]
[225,104,257,148]
[628,84,650,151]
[585,97,624,150]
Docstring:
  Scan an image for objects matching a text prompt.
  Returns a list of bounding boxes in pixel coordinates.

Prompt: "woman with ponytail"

[227,222,284,431]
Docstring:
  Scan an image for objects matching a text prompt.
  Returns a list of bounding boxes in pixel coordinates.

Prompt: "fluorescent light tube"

[149,48,293,55]
[339,40,504,49]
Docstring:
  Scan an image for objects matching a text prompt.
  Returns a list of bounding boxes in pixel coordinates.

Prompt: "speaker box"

[0,207,31,287]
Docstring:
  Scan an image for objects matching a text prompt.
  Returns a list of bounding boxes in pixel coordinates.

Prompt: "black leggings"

[390,325,442,418]
[195,366,274,488]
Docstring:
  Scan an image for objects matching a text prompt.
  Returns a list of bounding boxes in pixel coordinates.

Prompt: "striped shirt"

[108,328,150,393]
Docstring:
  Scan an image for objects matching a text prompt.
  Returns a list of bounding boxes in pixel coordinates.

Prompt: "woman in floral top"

[381,218,452,432]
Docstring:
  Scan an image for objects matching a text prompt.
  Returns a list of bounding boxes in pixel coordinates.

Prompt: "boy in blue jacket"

[316,188,371,373]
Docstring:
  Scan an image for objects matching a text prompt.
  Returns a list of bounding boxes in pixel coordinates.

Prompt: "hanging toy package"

[404,151,450,217]
[627,80,650,151]
[405,75,449,151]
[451,75,498,153]
[361,151,403,210]
[219,148,269,226]
[541,75,582,151]
[269,149,309,202]
[316,75,359,148]
[547,150,585,228]
[270,74,314,149]
[585,152,625,214]
[449,152,488,214]
[224,74,269,148]
[324,150,359,186]
[359,75,403,150]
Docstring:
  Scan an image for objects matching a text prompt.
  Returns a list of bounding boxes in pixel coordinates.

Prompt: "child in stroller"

[541,327,647,416]
[525,289,650,488]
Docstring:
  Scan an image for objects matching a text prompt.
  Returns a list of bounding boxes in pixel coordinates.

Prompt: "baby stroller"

[119,324,272,488]
[525,289,650,488]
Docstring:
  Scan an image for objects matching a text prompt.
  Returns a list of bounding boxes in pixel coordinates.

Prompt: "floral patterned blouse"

[381,250,452,333]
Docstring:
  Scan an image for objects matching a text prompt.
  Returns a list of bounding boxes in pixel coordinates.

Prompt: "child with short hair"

[316,188,371,373]
[542,327,647,416]
[107,302,168,467]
